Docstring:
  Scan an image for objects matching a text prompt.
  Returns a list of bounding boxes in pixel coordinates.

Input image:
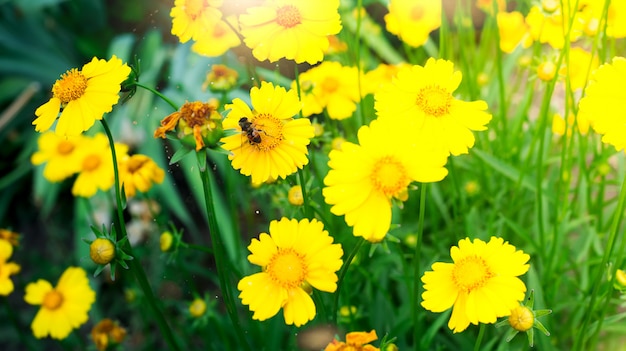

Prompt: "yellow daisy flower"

[72,134,129,198]
[324,330,379,351]
[170,0,224,43]
[33,56,131,137]
[362,63,411,97]
[238,218,343,327]
[578,56,626,151]
[191,15,241,57]
[323,118,448,242]
[31,132,86,182]
[238,0,342,64]
[24,266,96,339]
[0,240,20,296]
[421,237,530,333]
[497,11,533,54]
[384,0,441,48]
[220,81,314,184]
[295,61,361,120]
[525,4,583,49]
[118,154,165,198]
[375,58,492,156]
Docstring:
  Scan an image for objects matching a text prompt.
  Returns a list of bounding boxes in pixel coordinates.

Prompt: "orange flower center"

[180,101,214,128]
[411,5,425,20]
[83,154,102,172]
[266,248,307,289]
[276,5,302,28]
[57,140,75,155]
[322,77,339,93]
[452,255,494,293]
[370,156,410,198]
[184,0,204,19]
[213,22,226,38]
[52,68,88,104]
[249,113,284,151]
[43,289,64,310]
[416,85,452,117]
[127,156,148,174]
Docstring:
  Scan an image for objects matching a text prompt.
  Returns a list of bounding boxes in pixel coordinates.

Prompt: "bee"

[239,117,263,145]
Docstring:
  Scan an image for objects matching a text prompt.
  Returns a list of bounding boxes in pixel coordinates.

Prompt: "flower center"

[52,69,88,104]
[415,85,452,117]
[127,157,148,174]
[266,248,307,289]
[321,77,339,93]
[370,156,411,198]
[251,113,284,151]
[43,289,64,310]
[184,0,204,19]
[83,154,102,172]
[180,101,213,127]
[213,22,226,38]
[452,255,494,293]
[57,140,75,155]
[411,4,425,20]
[276,5,302,28]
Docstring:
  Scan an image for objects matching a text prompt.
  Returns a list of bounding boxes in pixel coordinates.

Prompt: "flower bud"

[90,238,115,265]
[508,305,534,332]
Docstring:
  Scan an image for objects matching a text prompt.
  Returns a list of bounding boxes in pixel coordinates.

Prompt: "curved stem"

[100,119,181,351]
[133,82,179,111]
[196,151,251,351]
[412,183,428,351]
[332,237,365,324]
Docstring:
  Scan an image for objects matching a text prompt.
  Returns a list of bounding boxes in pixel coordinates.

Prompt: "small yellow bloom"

[155,100,222,151]
[189,297,207,318]
[33,56,130,137]
[0,229,20,247]
[331,137,345,151]
[24,267,96,339]
[464,180,480,196]
[525,5,583,49]
[191,15,241,57]
[324,330,379,351]
[288,185,304,206]
[497,11,533,53]
[160,231,174,252]
[312,122,324,137]
[202,64,239,92]
[91,318,127,351]
[537,61,558,82]
[0,240,20,296]
[118,154,165,198]
[89,238,116,265]
[509,305,535,332]
[31,132,86,182]
[385,0,441,48]
[339,305,357,317]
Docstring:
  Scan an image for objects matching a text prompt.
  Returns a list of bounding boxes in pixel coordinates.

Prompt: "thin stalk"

[474,323,486,351]
[332,238,365,324]
[353,0,365,127]
[196,152,251,351]
[133,82,179,111]
[412,183,428,351]
[575,170,626,351]
[100,119,182,351]
[297,168,313,218]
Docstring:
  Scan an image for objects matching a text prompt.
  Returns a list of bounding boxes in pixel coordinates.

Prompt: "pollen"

[452,255,494,293]
[276,5,302,28]
[266,248,307,289]
[415,85,452,117]
[52,69,88,104]
[252,113,284,151]
[56,140,75,155]
[82,154,102,172]
[43,290,64,310]
[370,156,411,198]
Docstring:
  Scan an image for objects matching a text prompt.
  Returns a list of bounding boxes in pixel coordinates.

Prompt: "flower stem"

[473,323,486,351]
[196,151,251,351]
[332,237,365,324]
[100,119,182,351]
[412,183,428,351]
[133,82,179,111]
[297,168,313,218]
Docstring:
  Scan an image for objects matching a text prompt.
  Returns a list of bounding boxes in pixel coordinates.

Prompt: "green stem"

[412,183,428,351]
[332,237,365,324]
[100,119,182,351]
[473,323,486,351]
[353,0,365,127]
[577,170,626,350]
[133,82,179,111]
[196,151,251,351]
[297,168,313,218]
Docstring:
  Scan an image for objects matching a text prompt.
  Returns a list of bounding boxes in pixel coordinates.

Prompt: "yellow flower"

[0,240,20,296]
[421,237,530,333]
[160,231,174,252]
[118,154,165,198]
[0,229,20,247]
[91,318,127,351]
[363,63,411,97]
[384,0,441,48]
[566,47,598,91]
[323,118,448,242]
[24,266,96,339]
[295,61,361,120]
[288,185,304,206]
[578,57,626,151]
[170,0,223,43]
[579,0,626,38]
[537,60,558,82]
[497,11,533,53]
[324,330,379,351]
[375,58,492,156]
[239,0,342,64]
[89,238,116,265]
[189,298,207,317]
[220,82,314,184]
[191,15,241,57]
[33,56,131,137]
[30,132,86,182]
[525,4,583,49]
[72,134,129,198]
[238,218,343,327]
[155,100,222,151]
[552,112,589,137]
[202,64,239,92]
